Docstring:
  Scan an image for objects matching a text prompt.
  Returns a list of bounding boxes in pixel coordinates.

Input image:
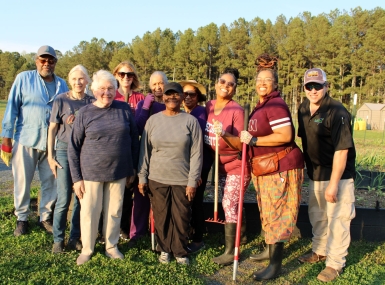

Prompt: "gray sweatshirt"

[138,112,203,188]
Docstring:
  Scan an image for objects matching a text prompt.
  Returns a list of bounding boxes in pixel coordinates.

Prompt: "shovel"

[205,133,225,224]
[233,103,250,281]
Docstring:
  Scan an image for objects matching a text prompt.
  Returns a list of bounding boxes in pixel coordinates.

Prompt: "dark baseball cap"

[303,68,327,85]
[36,45,57,59]
[163,82,183,94]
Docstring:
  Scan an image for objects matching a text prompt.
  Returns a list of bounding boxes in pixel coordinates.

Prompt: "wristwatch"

[250,137,258,146]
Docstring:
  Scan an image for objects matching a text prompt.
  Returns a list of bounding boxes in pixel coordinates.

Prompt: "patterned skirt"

[252,168,303,244]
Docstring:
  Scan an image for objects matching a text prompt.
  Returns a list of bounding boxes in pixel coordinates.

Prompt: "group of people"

[1,45,356,283]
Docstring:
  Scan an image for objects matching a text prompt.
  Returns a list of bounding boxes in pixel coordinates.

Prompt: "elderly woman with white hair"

[135,71,168,134]
[48,64,94,254]
[68,70,139,265]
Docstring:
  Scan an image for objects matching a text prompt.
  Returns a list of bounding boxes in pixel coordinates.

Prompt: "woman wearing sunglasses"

[206,68,251,265]
[179,80,212,254]
[113,61,145,116]
[239,54,304,281]
[110,61,145,242]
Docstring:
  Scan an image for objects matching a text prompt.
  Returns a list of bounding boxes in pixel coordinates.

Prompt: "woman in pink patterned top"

[205,68,251,265]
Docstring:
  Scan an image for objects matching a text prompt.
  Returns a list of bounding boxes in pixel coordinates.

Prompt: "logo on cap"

[307,71,320,78]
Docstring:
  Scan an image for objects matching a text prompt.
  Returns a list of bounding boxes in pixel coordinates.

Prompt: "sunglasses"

[218,78,236,87]
[183,92,197,98]
[117,72,135,79]
[305,83,325,91]
[38,58,56,65]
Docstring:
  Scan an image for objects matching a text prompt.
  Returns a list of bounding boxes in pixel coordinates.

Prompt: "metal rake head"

[205,217,226,224]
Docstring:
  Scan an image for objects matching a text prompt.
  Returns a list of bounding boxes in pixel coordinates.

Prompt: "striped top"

[248,91,304,173]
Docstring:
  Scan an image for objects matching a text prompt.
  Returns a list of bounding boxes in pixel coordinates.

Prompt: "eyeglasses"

[164,92,181,97]
[305,83,325,91]
[218,78,236,87]
[117,72,135,79]
[256,78,274,84]
[98,87,115,93]
[183,92,197,98]
[38,58,56,65]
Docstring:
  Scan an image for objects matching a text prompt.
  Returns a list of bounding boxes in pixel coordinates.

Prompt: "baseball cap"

[163,82,183,94]
[36,45,57,59]
[303,68,327,85]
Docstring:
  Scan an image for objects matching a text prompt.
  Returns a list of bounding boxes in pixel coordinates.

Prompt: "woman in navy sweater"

[68,70,139,265]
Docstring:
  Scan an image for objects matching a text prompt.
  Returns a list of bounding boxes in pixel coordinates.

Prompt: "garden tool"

[233,103,250,281]
[205,133,225,224]
[150,207,155,251]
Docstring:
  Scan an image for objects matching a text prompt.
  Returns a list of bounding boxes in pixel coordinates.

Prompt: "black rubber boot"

[249,244,269,261]
[212,223,236,265]
[240,208,247,245]
[220,208,247,246]
[253,242,284,281]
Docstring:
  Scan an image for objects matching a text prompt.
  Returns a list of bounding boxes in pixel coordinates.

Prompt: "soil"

[203,181,385,209]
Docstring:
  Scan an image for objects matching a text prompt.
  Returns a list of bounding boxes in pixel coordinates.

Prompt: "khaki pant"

[12,141,56,221]
[308,178,355,270]
[80,178,125,256]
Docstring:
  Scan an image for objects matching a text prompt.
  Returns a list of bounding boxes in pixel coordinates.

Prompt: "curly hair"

[255,53,279,83]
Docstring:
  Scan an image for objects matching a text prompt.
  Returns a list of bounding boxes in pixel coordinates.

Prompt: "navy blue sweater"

[68,100,139,183]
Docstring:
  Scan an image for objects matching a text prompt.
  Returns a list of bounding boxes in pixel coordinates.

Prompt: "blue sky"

[1,0,383,54]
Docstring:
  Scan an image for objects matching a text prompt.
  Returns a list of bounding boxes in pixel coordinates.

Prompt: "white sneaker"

[159,251,170,264]
[105,248,124,260]
[175,256,190,265]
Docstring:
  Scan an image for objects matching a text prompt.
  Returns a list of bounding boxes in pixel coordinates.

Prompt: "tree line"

[0,6,384,113]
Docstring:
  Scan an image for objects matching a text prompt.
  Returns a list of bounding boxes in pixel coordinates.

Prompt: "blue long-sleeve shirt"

[1,70,69,150]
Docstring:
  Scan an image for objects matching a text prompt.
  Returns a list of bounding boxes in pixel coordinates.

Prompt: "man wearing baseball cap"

[297,68,356,282]
[1,45,68,236]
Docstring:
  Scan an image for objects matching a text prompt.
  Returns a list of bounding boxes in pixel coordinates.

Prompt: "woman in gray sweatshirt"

[138,82,203,265]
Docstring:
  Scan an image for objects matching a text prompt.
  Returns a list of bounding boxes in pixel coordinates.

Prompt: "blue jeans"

[53,141,81,243]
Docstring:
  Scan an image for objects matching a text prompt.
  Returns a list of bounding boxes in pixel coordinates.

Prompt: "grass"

[0,192,385,285]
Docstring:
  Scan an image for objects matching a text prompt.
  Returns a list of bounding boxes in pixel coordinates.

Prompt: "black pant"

[149,180,191,257]
[120,185,134,234]
[191,167,210,242]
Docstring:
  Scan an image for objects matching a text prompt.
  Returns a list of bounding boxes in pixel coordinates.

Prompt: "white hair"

[149,71,168,87]
[91,70,117,91]
[68,64,91,84]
